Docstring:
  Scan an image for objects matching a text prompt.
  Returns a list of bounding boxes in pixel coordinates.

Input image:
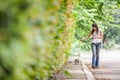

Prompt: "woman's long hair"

[91,23,99,34]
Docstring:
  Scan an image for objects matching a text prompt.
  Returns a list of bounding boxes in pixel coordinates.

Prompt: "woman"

[81,23,103,69]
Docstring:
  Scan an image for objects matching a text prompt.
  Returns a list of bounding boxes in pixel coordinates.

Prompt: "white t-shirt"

[92,29,102,44]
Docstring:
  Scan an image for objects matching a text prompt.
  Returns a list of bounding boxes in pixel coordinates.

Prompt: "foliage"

[103,27,120,49]
[103,8,120,49]
[0,0,75,80]
[71,0,120,51]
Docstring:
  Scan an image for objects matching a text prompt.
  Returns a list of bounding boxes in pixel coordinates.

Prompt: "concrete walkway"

[81,49,120,80]
[54,56,95,80]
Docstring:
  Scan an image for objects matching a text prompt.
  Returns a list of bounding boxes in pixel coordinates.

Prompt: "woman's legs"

[91,43,101,68]
[95,43,101,67]
[91,43,96,68]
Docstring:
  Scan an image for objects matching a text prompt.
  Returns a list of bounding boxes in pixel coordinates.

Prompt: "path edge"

[80,58,95,80]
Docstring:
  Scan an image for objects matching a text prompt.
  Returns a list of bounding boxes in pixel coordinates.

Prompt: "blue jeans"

[91,43,101,67]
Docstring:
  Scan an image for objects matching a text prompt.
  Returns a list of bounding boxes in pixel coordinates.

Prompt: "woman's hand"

[92,36,99,39]
[80,38,84,41]
[93,36,97,39]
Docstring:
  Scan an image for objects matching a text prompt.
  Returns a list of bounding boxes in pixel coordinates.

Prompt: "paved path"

[62,61,87,80]
[52,56,95,80]
[80,49,120,80]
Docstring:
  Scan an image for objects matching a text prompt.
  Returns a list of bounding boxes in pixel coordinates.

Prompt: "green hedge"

[0,0,75,80]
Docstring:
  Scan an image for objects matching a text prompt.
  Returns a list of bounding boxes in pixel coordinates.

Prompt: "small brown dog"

[74,58,80,65]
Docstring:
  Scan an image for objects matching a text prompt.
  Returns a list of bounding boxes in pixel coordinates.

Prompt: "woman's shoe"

[92,66,95,69]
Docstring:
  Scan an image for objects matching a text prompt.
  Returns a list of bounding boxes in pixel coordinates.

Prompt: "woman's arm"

[99,31,103,39]
[80,32,92,41]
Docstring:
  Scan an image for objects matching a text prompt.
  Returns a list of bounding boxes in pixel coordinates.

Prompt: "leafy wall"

[0,0,75,80]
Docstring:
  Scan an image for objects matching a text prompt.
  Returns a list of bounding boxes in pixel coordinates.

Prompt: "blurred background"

[0,0,120,80]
